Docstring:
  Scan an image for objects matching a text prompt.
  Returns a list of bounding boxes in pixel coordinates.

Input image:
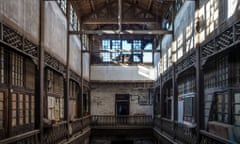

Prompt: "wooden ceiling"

[70,0,175,35]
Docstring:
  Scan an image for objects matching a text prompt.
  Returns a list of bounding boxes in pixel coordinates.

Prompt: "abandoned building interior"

[0,0,240,144]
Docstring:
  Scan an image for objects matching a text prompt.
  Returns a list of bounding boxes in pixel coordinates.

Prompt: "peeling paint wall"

[91,83,153,116]
[44,2,67,64]
[0,0,39,44]
[69,35,82,75]
[91,65,155,81]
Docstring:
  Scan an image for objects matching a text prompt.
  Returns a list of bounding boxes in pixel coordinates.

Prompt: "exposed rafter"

[69,29,172,35]
[81,0,116,20]
[83,18,160,25]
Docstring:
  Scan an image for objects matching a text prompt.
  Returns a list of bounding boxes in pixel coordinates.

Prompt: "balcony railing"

[91,115,153,128]
[43,121,68,144]
[0,130,40,144]
[154,118,197,144]
[200,130,237,144]
[71,115,91,135]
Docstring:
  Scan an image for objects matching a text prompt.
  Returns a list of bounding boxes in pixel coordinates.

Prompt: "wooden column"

[80,34,84,117]
[39,0,45,142]
[195,0,203,143]
[160,74,163,131]
[65,0,70,138]
[172,63,177,139]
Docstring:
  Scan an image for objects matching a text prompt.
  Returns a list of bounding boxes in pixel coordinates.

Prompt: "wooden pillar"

[160,74,163,131]
[80,34,84,117]
[65,0,70,138]
[39,0,45,142]
[0,23,3,40]
[172,63,177,139]
[195,0,203,143]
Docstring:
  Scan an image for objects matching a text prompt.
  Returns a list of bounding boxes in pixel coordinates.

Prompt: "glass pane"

[0,102,3,110]
[0,92,4,101]
[12,118,16,126]
[234,93,240,103]
[235,104,240,114]
[217,113,222,121]
[234,116,240,125]
[223,114,228,123]
[224,103,228,113]
[0,111,2,120]
[184,97,193,116]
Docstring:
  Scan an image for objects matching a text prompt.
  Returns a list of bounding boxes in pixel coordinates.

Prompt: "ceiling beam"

[81,0,116,20]
[148,0,153,10]
[83,18,160,25]
[69,29,172,35]
[123,1,160,19]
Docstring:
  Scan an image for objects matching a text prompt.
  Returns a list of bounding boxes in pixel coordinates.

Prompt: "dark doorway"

[115,94,129,115]
[111,140,133,144]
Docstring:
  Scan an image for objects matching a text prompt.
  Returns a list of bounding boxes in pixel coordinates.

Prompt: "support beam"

[148,0,153,10]
[65,0,70,139]
[118,0,122,32]
[81,1,115,21]
[39,0,45,143]
[83,18,160,25]
[69,29,172,35]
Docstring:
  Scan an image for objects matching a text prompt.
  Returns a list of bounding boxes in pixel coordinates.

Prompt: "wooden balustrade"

[43,121,68,144]
[200,130,237,144]
[160,118,175,137]
[91,115,153,128]
[70,115,91,135]
[0,130,40,144]
[71,118,83,135]
[175,122,197,144]
[154,118,197,144]
[82,115,91,129]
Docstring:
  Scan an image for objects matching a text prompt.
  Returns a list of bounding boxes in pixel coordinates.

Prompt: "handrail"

[200,130,237,144]
[91,115,153,127]
[0,129,40,144]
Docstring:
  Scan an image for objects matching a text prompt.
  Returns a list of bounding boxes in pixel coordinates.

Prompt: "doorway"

[115,94,129,115]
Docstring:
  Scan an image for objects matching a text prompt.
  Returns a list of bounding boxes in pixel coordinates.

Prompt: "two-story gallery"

[0,0,240,144]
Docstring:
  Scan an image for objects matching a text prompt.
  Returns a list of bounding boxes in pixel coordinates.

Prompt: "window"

[0,49,36,137]
[183,96,195,122]
[102,40,111,62]
[25,59,35,90]
[112,40,121,60]
[204,56,229,89]
[143,43,152,63]
[178,75,196,123]
[47,69,64,121]
[163,87,173,119]
[0,92,4,129]
[214,93,229,123]
[83,90,90,115]
[233,93,240,126]
[11,53,23,87]
[0,47,5,84]
[11,94,17,127]
[99,39,152,64]
[69,80,79,119]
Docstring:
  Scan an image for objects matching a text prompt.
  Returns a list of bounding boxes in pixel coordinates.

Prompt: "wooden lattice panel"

[215,27,233,50]
[23,39,39,57]
[44,52,65,74]
[235,21,240,41]
[3,25,23,50]
[176,50,196,74]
